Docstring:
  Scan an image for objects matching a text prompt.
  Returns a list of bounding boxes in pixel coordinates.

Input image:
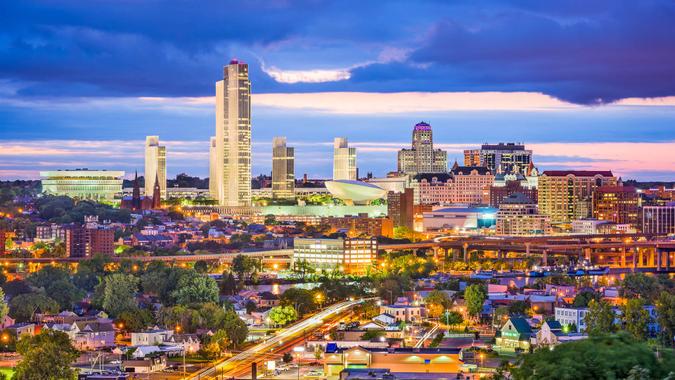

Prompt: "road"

[414,322,440,348]
[190,298,365,379]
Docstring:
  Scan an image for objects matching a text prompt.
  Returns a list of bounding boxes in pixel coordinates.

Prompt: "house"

[380,305,424,323]
[165,334,201,354]
[7,323,35,338]
[554,307,589,332]
[255,292,280,308]
[0,316,15,329]
[72,321,116,350]
[536,320,587,347]
[122,354,167,373]
[372,313,396,326]
[131,328,173,346]
[494,318,533,352]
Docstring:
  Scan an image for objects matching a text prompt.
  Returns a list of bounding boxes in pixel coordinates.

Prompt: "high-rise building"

[333,137,357,181]
[479,143,532,174]
[490,180,538,208]
[496,193,551,236]
[397,122,447,175]
[387,188,414,229]
[642,205,675,234]
[65,224,87,258]
[208,136,217,199]
[86,227,115,256]
[538,170,617,225]
[449,166,494,205]
[144,136,166,199]
[464,149,481,166]
[592,185,639,227]
[272,137,295,199]
[214,59,251,206]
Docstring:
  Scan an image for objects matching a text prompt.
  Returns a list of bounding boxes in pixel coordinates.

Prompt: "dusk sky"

[1,1,675,180]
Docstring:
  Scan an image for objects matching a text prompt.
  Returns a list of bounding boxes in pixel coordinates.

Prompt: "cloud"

[262,67,351,84]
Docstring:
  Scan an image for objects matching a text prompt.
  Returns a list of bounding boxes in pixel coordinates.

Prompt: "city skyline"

[2,1,675,180]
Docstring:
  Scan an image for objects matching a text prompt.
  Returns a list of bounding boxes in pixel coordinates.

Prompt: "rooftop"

[413,121,431,131]
[542,170,614,177]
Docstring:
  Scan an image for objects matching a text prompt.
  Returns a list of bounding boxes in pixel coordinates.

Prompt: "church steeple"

[131,171,142,211]
[152,172,161,209]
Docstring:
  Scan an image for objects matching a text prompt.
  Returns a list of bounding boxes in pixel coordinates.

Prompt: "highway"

[191,298,364,379]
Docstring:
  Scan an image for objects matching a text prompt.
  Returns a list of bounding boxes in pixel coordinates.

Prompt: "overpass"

[380,234,675,272]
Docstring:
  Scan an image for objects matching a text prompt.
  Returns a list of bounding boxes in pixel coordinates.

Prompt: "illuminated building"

[642,205,675,234]
[208,136,217,199]
[464,149,481,166]
[324,346,461,377]
[40,170,124,201]
[448,165,494,205]
[490,179,538,207]
[292,237,377,274]
[271,137,295,199]
[333,137,357,181]
[325,180,386,205]
[538,170,617,225]
[65,224,114,257]
[495,317,532,352]
[592,185,639,227]
[397,121,447,175]
[321,216,393,238]
[214,59,251,206]
[0,230,4,255]
[144,136,166,199]
[411,173,452,205]
[496,193,551,236]
[387,188,414,229]
[479,143,532,174]
[422,206,497,232]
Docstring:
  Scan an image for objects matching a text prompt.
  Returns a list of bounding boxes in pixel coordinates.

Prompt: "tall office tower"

[397,122,447,175]
[592,185,639,227]
[464,149,481,166]
[272,137,295,199]
[538,170,617,225]
[479,143,532,174]
[215,59,251,206]
[387,188,414,229]
[144,136,167,199]
[208,136,217,199]
[333,137,357,181]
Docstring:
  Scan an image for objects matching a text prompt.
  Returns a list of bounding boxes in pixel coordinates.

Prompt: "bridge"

[381,233,675,272]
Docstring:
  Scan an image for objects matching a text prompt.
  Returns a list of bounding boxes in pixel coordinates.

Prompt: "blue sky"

[1,1,675,180]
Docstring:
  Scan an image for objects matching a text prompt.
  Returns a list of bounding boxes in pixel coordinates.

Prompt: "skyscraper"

[397,121,447,175]
[333,137,357,181]
[214,59,251,206]
[144,136,166,199]
[208,136,217,199]
[272,137,295,199]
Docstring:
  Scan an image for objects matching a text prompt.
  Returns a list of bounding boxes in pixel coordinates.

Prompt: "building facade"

[496,193,551,236]
[144,136,166,199]
[214,59,251,206]
[40,170,124,201]
[538,171,617,225]
[479,143,532,174]
[412,173,453,205]
[464,149,481,166]
[397,122,447,175]
[490,179,538,208]
[642,205,675,234]
[333,137,357,181]
[592,185,639,227]
[208,136,217,199]
[387,188,414,229]
[292,237,377,274]
[449,165,494,205]
[321,216,393,238]
[271,137,295,199]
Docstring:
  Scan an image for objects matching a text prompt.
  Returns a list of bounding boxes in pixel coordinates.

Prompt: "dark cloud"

[0,1,674,103]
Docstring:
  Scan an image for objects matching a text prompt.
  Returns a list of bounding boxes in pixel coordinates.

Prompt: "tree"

[194,260,209,274]
[220,309,248,348]
[280,288,316,316]
[620,298,650,341]
[425,290,452,318]
[443,310,464,326]
[584,299,616,336]
[209,329,230,353]
[0,288,8,321]
[465,284,487,318]
[99,273,139,317]
[116,307,154,332]
[171,272,219,305]
[269,306,298,326]
[507,300,530,316]
[45,279,84,310]
[9,293,59,322]
[245,300,257,314]
[282,352,293,363]
[14,330,79,380]
[361,330,385,341]
[621,273,661,302]
[511,334,673,380]
[220,271,238,296]
[656,290,675,347]
[572,290,600,308]
[232,254,257,281]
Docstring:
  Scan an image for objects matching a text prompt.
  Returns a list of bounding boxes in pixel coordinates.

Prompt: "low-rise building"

[494,318,532,352]
[422,206,497,232]
[495,193,551,236]
[292,237,377,274]
[131,329,173,346]
[380,304,424,323]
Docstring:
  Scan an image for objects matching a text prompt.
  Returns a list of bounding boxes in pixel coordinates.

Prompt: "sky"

[1,1,675,181]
